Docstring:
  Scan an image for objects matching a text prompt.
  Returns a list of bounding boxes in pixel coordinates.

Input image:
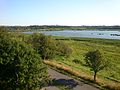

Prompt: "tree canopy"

[84,50,107,82]
[28,33,72,60]
[0,29,48,90]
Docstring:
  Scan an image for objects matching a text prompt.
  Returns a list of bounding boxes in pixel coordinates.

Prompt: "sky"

[0,0,120,26]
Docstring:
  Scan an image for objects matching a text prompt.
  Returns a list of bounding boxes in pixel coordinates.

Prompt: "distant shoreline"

[0,25,120,31]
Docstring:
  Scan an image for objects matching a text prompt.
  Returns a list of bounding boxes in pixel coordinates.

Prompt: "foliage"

[56,41,72,57]
[28,33,72,60]
[0,30,49,90]
[72,59,81,64]
[28,33,57,59]
[84,50,107,82]
[0,27,11,38]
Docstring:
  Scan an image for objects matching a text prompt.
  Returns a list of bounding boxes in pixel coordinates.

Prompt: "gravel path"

[42,68,99,90]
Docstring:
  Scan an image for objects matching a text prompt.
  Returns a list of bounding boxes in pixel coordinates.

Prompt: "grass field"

[21,34,120,89]
[19,33,120,89]
[54,37,120,83]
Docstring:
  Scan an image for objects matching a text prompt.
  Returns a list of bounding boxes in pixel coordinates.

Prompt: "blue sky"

[0,0,120,26]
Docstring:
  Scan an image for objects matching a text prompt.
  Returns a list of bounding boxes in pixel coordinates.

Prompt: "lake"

[23,30,120,40]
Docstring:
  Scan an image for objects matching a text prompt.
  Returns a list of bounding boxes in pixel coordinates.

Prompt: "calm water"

[23,30,120,40]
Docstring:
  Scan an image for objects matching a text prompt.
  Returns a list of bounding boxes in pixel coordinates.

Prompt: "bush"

[28,33,72,60]
[0,31,49,90]
[56,41,72,57]
[28,33,57,59]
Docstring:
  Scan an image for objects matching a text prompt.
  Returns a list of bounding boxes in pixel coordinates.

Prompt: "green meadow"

[54,37,120,82]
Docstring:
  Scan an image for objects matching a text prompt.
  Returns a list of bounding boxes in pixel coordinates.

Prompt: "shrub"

[0,30,49,90]
[28,33,56,59]
[28,33,72,60]
[56,41,72,57]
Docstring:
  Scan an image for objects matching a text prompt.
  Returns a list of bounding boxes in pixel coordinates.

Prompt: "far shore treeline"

[0,25,120,31]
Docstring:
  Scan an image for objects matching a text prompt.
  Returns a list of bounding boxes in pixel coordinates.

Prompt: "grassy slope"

[54,37,120,82]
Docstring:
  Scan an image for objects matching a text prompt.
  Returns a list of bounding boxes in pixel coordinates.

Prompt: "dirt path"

[42,68,99,90]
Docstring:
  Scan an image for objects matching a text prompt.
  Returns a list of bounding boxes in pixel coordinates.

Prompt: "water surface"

[23,30,120,40]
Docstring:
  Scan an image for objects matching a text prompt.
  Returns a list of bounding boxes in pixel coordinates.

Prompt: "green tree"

[84,50,107,82]
[28,33,72,60]
[0,30,49,90]
[28,33,56,60]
